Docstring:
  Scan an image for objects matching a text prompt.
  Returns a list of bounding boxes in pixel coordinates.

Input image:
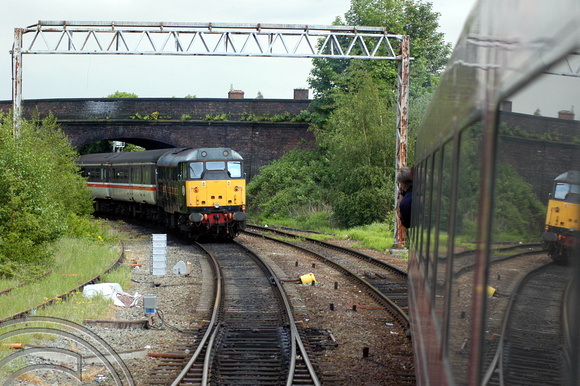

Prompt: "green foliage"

[0,237,121,322]
[181,114,192,120]
[453,123,546,242]
[271,112,292,122]
[248,1,447,230]
[0,113,94,274]
[308,0,451,125]
[317,67,396,227]
[492,163,546,239]
[185,94,196,98]
[204,113,228,121]
[247,149,331,220]
[342,222,394,251]
[107,91,138,98]
[131,111,171,120]
[291,110,312,122]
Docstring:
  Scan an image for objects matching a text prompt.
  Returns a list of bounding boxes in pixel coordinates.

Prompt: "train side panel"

[408,0,580,384]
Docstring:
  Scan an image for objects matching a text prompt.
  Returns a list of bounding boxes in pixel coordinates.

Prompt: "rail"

[244,225,410,329]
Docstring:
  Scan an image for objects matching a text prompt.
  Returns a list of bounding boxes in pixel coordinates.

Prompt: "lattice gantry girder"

[16,21,406,60]
[11,20,411,246]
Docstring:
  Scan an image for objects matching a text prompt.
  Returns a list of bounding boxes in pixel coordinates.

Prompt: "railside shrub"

[0,112,94,276]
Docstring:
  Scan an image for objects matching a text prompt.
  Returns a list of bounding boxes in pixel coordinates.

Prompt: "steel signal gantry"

[11,20,411,245]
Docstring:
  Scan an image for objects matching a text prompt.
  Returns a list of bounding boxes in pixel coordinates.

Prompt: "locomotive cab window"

[554,182,580,202]
[227,161,242,178]
[206,161,225,170]
[189,162,203,179]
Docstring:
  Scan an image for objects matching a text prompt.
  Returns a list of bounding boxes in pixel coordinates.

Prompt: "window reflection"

[448,123,482,385]
[228,161,242,178]
[206,161,226,170]
[482,62,580,382]
[189,162,203,179]
[434,143,452,331]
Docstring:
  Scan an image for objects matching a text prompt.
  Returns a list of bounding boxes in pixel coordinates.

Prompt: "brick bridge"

[1,97,577,192]
[0,92,314,179]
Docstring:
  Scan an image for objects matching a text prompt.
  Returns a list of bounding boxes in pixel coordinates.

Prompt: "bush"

[0,112,94,273]
[247,149,331,220]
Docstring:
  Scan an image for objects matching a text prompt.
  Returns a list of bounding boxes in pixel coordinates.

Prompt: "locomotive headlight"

[215,203,220,209]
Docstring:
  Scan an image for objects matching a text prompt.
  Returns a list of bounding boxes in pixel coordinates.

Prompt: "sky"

[1,0,477,102]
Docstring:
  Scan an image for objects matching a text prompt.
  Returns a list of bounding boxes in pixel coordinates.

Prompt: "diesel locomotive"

[77,147,247,238]
[543,170,580,263]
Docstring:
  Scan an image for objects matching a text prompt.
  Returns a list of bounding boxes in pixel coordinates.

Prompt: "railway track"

[482,262,573,385]
[451,243,545,277]
[149,241,320,385]
[244,225,410,331]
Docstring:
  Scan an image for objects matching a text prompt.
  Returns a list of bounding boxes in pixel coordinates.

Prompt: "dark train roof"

[157,148,242,167]
[76,148,242,166]
[77,148,177,165]
[555,170,580,184]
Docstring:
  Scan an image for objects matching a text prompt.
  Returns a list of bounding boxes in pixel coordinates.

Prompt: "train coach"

[77,147,247,238]
[407,0,579,384]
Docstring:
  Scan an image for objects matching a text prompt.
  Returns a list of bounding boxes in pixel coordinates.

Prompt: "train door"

[102,164,111,198]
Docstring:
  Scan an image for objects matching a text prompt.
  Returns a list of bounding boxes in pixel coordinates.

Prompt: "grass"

[0,237,124,323]
[0,229,135,372]
[256,214,397,254]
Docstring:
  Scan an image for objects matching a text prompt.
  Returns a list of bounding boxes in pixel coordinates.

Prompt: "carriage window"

[483,59,580,382]
[189,162,203,179]
[143,166,152,184]
[429,149,441,304]
[434,142,452,332]
[447,122,482,385]
[227,161,242,178]
[420,154,434,274]
[206,161,225,170]
[416,160,428,268]
[132,166,141,184]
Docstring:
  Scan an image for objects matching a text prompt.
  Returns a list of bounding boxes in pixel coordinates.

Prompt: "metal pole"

[12,28,23,135]
[394,35,410,248]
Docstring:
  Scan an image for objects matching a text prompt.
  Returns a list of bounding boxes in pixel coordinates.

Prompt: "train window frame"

[227,161,242,178]
[132,165,142,184]
[206,161,226,171]
[421,149,436,280]
[429,147,443,309]
[445,120,486,384]
[189,162,204,179]
[416,159,429,270]
[554,182,580,201]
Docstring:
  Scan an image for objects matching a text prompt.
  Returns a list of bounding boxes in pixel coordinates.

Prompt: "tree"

[317,66,397,226]
[0,113,93,274]
[107,91,138,98]
[308,0,451,123]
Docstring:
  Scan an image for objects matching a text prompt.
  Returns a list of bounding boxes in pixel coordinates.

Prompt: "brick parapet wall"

[0,97,311,121]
